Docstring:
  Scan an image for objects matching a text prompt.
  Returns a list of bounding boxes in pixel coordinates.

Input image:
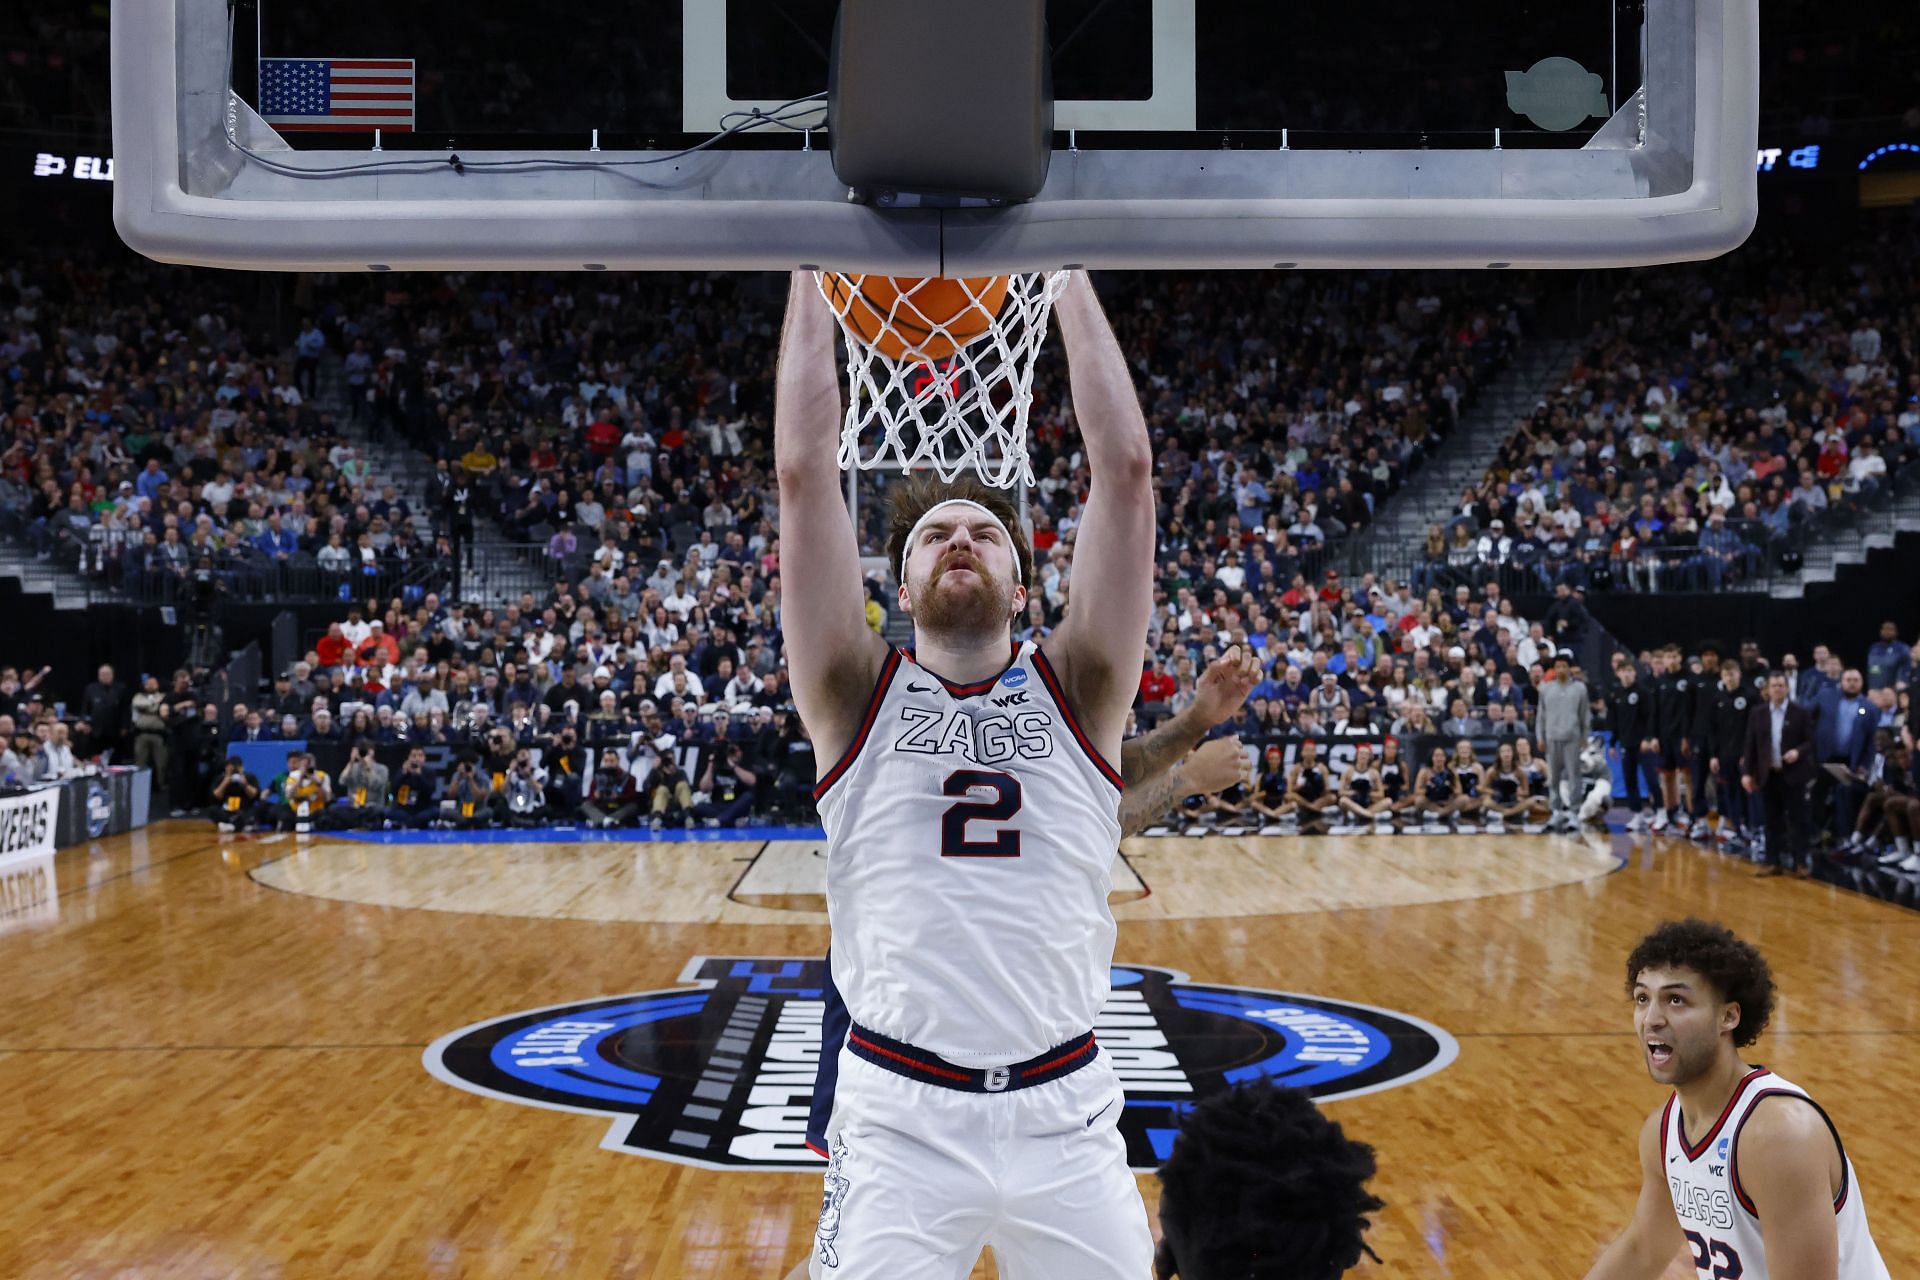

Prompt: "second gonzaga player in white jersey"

[1585,920,1890,1280]
[774,270,1157,1279]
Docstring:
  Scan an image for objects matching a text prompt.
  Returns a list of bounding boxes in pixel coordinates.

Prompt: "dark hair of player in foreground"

[1624,917,1774,1048]
[1155,1080,1384,1280]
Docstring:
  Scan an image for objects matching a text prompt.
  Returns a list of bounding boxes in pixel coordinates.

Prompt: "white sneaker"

[1648,810,1669,833]
[1899,854,1920,873]
[1673,813,1691,834]
[1485,819,1505,834]
[1627,812,1648,832]
[1521,822,1547,834]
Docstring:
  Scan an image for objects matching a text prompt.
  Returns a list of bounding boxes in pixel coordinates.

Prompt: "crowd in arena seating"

[8,582,1915,865]
[0,256,453,606]
[296,267,1519,578]
[1418,224,1920,595]
[3,220,1917,846]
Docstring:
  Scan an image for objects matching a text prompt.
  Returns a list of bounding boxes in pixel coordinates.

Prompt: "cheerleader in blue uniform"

[1414,744,1462,831]
[1338,742,1393,830]
[1287,738,1338,835]
[1450,739,1486,831]
[1376,737,1413,831]
[1483,740,1531,832]
[1514,737,1552,829]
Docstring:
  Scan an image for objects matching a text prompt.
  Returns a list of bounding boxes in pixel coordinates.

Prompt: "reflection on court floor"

[248,830,1621,922]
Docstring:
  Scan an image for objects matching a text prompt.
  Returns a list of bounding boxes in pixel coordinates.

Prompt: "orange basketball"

[823,274,1010,363]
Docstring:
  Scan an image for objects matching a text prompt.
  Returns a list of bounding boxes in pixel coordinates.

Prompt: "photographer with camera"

[501,748,551,826]
[481,726,519,796]
[209,757,262,832]
[693,738,758,828]
[329,741,390,829]
[383,747,439,829]
[442,754,495,829]
[543,727,587,819]
[648,752,694,829]
[268,751,333,833]
[581,751,641,829]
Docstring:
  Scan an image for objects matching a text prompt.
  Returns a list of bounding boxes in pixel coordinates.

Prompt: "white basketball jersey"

[815,640,1122,1068]
[1662,1068,1890,1280]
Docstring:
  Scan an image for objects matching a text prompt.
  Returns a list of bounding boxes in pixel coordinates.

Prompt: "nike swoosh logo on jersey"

[907,683,935,693]
[1086,1098,1115,1128]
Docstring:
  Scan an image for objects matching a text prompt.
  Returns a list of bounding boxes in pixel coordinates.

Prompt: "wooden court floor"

[2,821,1915,1279]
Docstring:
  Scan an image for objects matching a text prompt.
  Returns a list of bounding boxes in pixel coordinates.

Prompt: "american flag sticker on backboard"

[259,58,416,132]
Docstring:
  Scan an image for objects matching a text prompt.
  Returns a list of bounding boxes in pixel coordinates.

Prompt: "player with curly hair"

[1154,1080,1384,1279]
[1583,919,1889,1279]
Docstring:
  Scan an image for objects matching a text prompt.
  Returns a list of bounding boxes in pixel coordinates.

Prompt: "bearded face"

[900,507,1026,639]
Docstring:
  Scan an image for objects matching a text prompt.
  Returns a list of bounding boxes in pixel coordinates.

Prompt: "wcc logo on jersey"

[425,958,1456,1171]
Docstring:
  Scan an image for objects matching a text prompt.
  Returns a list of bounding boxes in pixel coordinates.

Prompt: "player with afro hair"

[1155,1079,1384,1279]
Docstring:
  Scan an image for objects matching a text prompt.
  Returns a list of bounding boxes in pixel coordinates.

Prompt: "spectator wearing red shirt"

[1139,656,1177,709]
[315,622,353,671]
[586,414,621,460]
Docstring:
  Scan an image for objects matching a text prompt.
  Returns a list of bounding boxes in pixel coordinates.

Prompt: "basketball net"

[816,271,1070,490]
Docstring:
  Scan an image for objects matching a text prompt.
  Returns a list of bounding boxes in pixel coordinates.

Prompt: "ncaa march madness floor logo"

[425,956,1457,1171]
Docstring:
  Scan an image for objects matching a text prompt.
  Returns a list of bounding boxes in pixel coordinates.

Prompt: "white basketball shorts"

[808,1045,1152,1280]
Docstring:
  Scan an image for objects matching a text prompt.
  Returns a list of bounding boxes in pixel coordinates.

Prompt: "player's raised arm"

[1582,1107,1688,1280]
[1119,645,1260,786]
[1040,272,1157,758]
[1117,735,1252,837]
[774,272,890,764]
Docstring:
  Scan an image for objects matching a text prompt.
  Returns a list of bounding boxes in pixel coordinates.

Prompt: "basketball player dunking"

[1584,919,1890,1279]
[776,271,1157,1278]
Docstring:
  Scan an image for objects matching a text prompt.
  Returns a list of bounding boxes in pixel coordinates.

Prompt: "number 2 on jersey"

[940,770,1023,857]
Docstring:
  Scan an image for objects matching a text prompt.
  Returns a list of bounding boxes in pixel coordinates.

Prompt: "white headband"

[898,499,1016,582]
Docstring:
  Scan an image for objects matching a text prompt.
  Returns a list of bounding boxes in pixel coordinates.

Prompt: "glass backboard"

[112,0,1756,272]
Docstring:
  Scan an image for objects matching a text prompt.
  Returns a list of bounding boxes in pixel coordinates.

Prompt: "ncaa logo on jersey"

[425,958,1457,1171]
[1000,667,1028,689]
